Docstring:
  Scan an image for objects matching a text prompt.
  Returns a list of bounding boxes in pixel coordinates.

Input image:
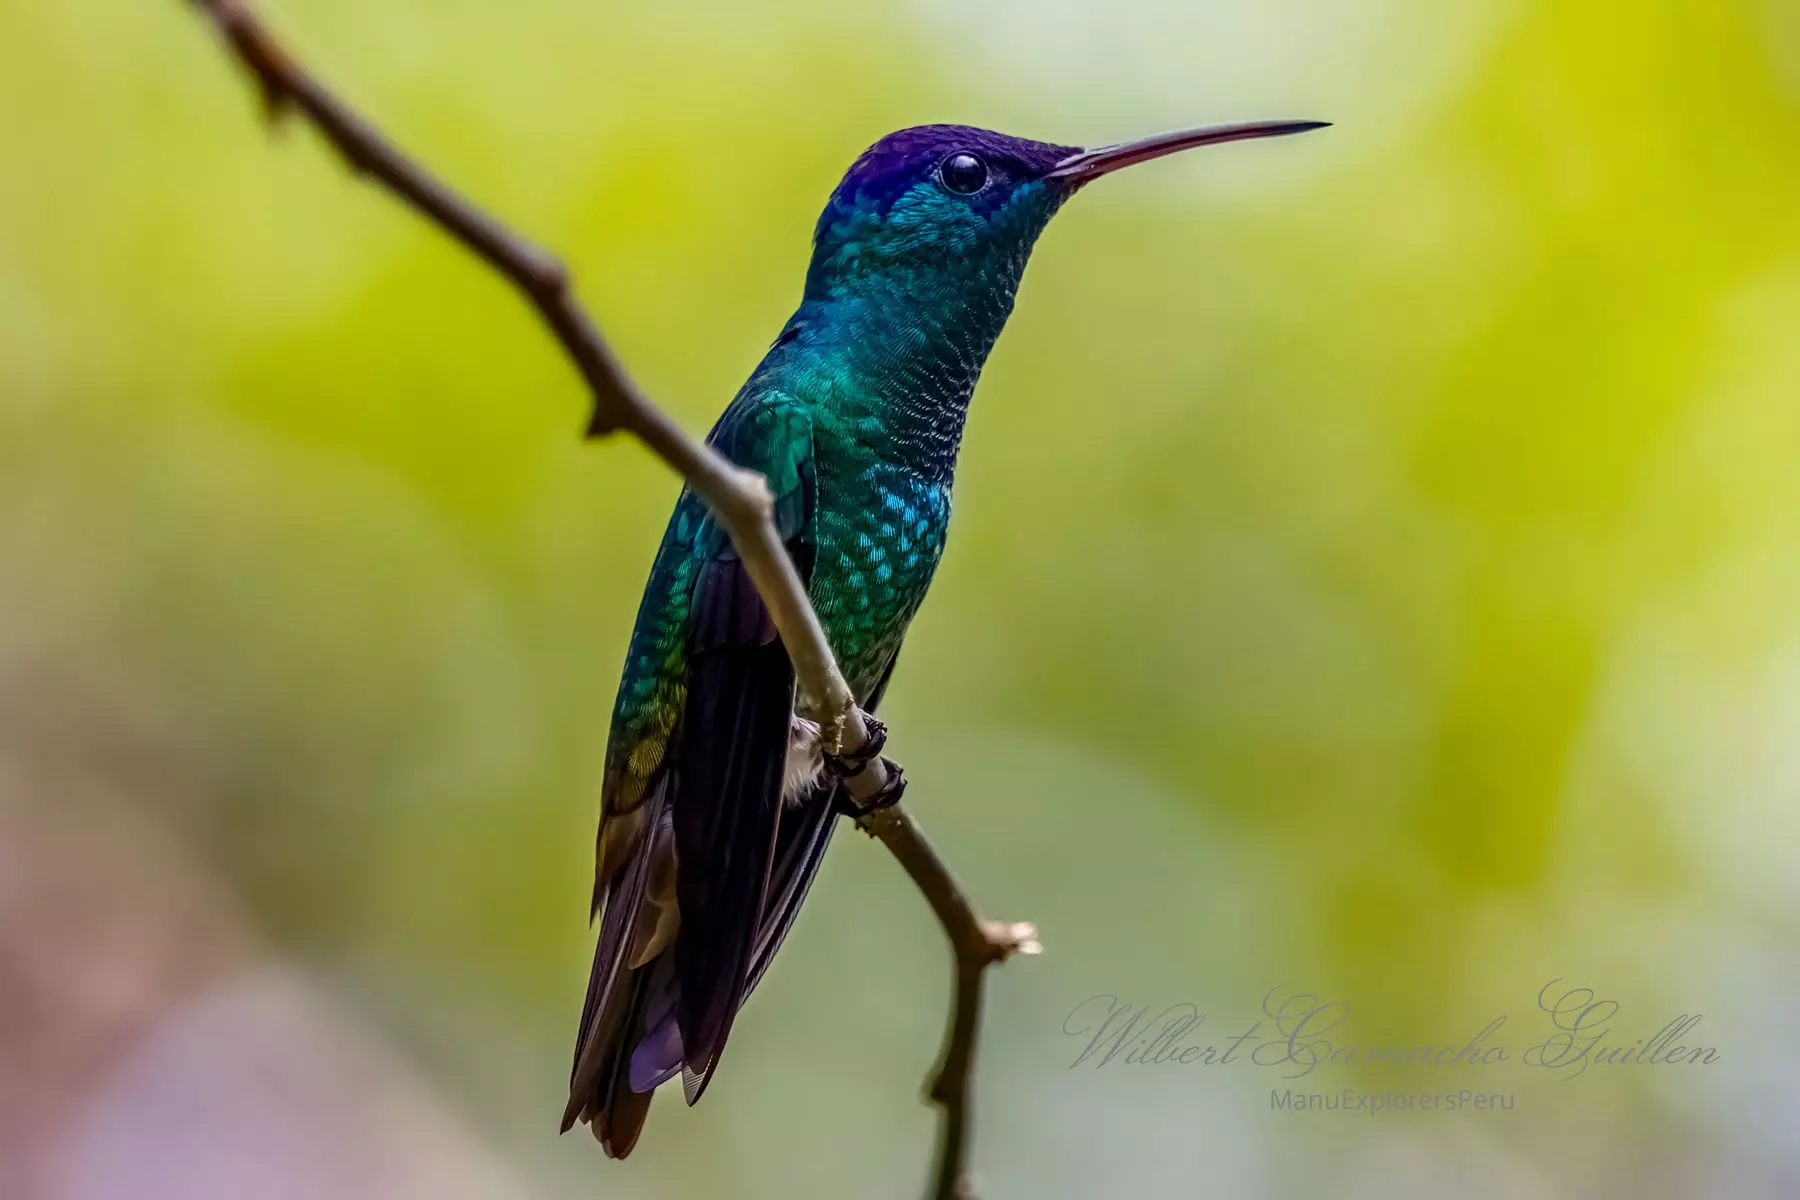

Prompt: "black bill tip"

[1049,119,1330,183]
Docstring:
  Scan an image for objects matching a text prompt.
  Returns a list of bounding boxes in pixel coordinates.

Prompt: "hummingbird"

[564,118,1326,1155]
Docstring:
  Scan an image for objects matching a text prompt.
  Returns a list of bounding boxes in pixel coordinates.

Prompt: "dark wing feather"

[670,612,793,1097]
[567,390,821,1140]
[669,394,819,1103]
[744,648,902,992]
[748,780,837,993]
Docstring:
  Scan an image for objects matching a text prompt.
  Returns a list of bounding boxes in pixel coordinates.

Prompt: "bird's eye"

[939,152,988,195]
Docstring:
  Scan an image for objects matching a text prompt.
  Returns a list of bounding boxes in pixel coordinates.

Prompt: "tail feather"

[563,779,672,1151]
[592,969,657,1157]
[563,649,896,1152]
[628,974,686,1093]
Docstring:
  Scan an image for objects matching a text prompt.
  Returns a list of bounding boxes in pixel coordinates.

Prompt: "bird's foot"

[832,757,907,818]
[822,715,887,778]
[824,716,907,817]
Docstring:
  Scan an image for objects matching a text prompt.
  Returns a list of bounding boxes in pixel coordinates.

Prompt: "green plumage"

[572,128,1077,1152]
[606,169,1070,810]
[567,117,1326,1156]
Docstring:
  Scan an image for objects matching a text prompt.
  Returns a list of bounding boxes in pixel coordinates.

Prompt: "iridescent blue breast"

[809,454,950,700]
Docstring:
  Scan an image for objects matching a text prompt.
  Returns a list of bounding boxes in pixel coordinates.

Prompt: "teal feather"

[568,127,1075,1152]
[563,116,1330,1151]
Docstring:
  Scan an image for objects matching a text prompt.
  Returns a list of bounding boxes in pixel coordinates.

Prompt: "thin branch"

[857,807,1041,1199]
[182,4,1038,1197]
[187,0,858,744]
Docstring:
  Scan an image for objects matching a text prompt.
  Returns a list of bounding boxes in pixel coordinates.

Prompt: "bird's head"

[802,120,1326,302]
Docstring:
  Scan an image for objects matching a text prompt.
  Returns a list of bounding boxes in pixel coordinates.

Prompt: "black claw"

[823,715,888,779]
[834,758,906,818]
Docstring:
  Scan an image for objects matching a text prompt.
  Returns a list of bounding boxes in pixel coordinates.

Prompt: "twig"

[187,0,858,744]
[182,3,1037,1196]
[857,808,1041,1199]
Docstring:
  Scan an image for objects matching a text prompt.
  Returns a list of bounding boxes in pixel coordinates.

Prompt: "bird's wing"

[565,483,708,1151]
[585,390,815,917]
[672,392,816,1101]
[745,648,902,992]
[588,493,702,920]
[568,390,818,1142]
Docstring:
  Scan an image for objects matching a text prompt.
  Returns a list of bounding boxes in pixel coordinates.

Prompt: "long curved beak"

[1049,120,1329,183]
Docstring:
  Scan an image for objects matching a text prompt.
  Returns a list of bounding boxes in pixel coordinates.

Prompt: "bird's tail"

[562,772,842,1156]
[563,783,681,1157]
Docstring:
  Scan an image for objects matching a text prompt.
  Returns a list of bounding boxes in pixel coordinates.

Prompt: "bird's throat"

[768,259,1028,484]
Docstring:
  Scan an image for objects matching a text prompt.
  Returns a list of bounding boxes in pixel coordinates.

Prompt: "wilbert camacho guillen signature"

[1062,980,1719,1081]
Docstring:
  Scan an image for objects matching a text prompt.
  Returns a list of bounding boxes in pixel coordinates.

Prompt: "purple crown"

[825,125,1078,218]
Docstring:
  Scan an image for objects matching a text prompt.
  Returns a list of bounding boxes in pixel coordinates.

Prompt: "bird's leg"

[823,714,887,773]
[831,759,907,817]
[823,716,908,815]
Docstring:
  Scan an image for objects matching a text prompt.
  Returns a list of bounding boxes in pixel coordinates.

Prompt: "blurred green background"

[4,1,1799,1196]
